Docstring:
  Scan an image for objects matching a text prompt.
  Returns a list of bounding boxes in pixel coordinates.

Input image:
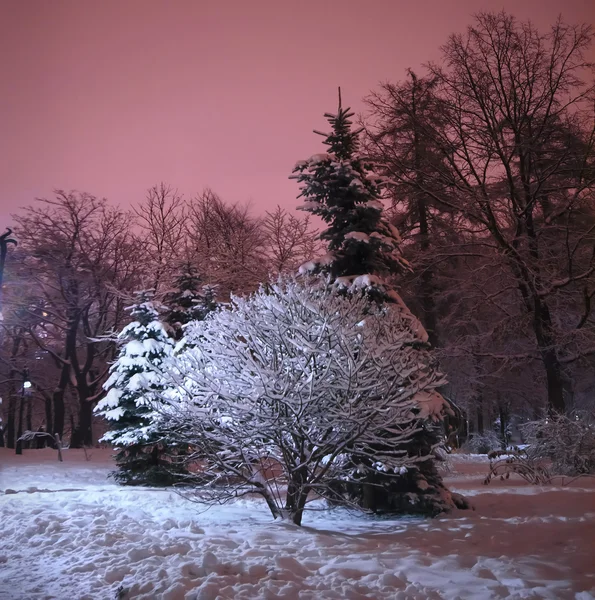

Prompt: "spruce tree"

[291,91,409,300]
[95,291,184,485]
[291,92,467,515]
[163,263,217,341]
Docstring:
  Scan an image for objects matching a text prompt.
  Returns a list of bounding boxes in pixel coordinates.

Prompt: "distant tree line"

[0,190,318,449]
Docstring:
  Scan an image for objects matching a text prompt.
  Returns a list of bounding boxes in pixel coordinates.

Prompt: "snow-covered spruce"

[162,262,217,341]
[290,94,466,516]
[157,277,458,526]
[290,94,408,301]
[94,291,186,485]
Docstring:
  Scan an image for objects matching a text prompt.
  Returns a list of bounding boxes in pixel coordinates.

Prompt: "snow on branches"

[95,296,173,446]
[94,292,182,485]
[158,278,448,525]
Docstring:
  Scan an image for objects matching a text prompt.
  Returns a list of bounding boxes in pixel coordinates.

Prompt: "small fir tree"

[291,92,466,515]
[95,291,183,485]
[163,263,217,341]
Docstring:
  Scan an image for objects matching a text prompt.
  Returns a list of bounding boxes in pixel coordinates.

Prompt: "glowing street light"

[16,369,31,455]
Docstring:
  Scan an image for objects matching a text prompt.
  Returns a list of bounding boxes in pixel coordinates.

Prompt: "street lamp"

[15,369,31,455]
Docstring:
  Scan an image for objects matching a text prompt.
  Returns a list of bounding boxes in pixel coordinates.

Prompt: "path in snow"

[0,449,594,599]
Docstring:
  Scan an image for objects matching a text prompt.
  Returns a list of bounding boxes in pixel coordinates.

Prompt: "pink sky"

[1,0,593,229]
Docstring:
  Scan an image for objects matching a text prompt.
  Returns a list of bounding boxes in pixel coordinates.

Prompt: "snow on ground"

[1,449,594,600]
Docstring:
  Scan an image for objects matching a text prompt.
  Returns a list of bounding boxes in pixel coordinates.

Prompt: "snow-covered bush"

[159,278,453,525]
[522,413,595,476]
[462,430,503,455]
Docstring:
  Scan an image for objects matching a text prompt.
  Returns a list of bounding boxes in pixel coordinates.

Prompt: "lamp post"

[0,396,4,447]
[0,228,17,321]
[15,369,31,455]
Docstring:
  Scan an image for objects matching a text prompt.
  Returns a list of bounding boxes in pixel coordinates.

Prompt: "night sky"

[1,0,593,228]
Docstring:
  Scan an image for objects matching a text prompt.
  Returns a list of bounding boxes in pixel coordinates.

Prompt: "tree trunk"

[52,388,65,440]
[6,384,16,449]
[71,380,95,447]
[416,194,438,347]
[26,395,32,434]
[55,434,63,462]
[476,395,484,434]
[289,491,309,526]
[255,484,281,521]
[506,267,566,415]
[44,395,53,444]
[15,395,24,454]
[420,266,438,347]
[285,466,309,526]
[5,335,22,449]
[524,211,566,415]
[71,399,94,447]
[541,348,565,415]
[411,85,438,348]
[52,362,70,439]
[532,296,565,415]
[498,402,508,450]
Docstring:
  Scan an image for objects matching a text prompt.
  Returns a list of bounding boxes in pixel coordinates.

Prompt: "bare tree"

[262,206,319,275]
[364,72,454,346]
[186,189,268,297]
[367,13,595,415]
[134,183,187,292]
[11,192,140,445]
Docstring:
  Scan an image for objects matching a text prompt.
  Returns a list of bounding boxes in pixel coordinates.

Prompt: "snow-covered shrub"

[462,430,503,455]
[159,277,454,525]
[522,413,595,476]
[484,451,552,486]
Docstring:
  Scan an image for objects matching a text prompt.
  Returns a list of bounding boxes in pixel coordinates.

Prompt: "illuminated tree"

[158,278,463,525]
[95,292,182,485]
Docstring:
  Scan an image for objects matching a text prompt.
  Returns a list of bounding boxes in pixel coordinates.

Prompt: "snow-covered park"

[1,448,594,600]
[2,11,595,600]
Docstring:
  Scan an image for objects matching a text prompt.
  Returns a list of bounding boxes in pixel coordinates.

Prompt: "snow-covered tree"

[163,263,217,341]
[158,278,465,525]
[290,91,409,301]
[290,94,463,516]
[94,291,181,485]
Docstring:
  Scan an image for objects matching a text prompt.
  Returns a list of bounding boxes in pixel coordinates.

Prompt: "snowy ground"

[1,449,594,600]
